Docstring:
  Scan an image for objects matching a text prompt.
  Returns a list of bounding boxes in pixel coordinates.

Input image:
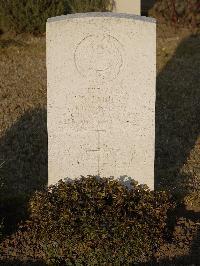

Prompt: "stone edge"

[47,12,156,24]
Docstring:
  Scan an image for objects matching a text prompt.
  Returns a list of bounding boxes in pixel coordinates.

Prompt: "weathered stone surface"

[47,13,156,189]
[114,0,141,15]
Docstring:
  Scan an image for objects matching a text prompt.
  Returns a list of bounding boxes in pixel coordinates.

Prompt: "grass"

[155,25,200,201]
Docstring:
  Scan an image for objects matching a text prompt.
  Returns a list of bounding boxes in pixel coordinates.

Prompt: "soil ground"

[0,21,200,264]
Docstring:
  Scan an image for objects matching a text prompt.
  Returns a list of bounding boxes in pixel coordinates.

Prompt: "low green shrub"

[0,176,175,265]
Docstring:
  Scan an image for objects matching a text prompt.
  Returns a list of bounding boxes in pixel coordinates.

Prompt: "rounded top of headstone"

[47,12,156,24]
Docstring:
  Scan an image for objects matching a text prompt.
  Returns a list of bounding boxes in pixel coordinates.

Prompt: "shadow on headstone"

[0,107,47,235]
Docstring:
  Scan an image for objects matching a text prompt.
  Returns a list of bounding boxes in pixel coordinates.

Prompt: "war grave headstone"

[114,0,141,15]
[47,12,156,189]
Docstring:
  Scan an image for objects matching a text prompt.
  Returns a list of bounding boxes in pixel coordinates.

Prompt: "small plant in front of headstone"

[0,176,175,265]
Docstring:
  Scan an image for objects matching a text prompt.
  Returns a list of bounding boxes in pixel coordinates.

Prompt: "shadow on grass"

[0,38,26,49]
[154,34,200,265]
[0,107,47,236]
[157,208,200,265]
[155,34,200,193]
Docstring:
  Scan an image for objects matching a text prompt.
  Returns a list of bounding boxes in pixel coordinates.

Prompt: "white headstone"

[47,13,156,189]
[114,0,141,15]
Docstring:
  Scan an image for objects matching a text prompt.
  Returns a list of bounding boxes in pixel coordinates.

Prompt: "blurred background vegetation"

[0,0,199,35]
[0,0,114,34]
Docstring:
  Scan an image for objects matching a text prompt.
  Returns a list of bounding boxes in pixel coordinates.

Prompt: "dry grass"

[156,24,200,207]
